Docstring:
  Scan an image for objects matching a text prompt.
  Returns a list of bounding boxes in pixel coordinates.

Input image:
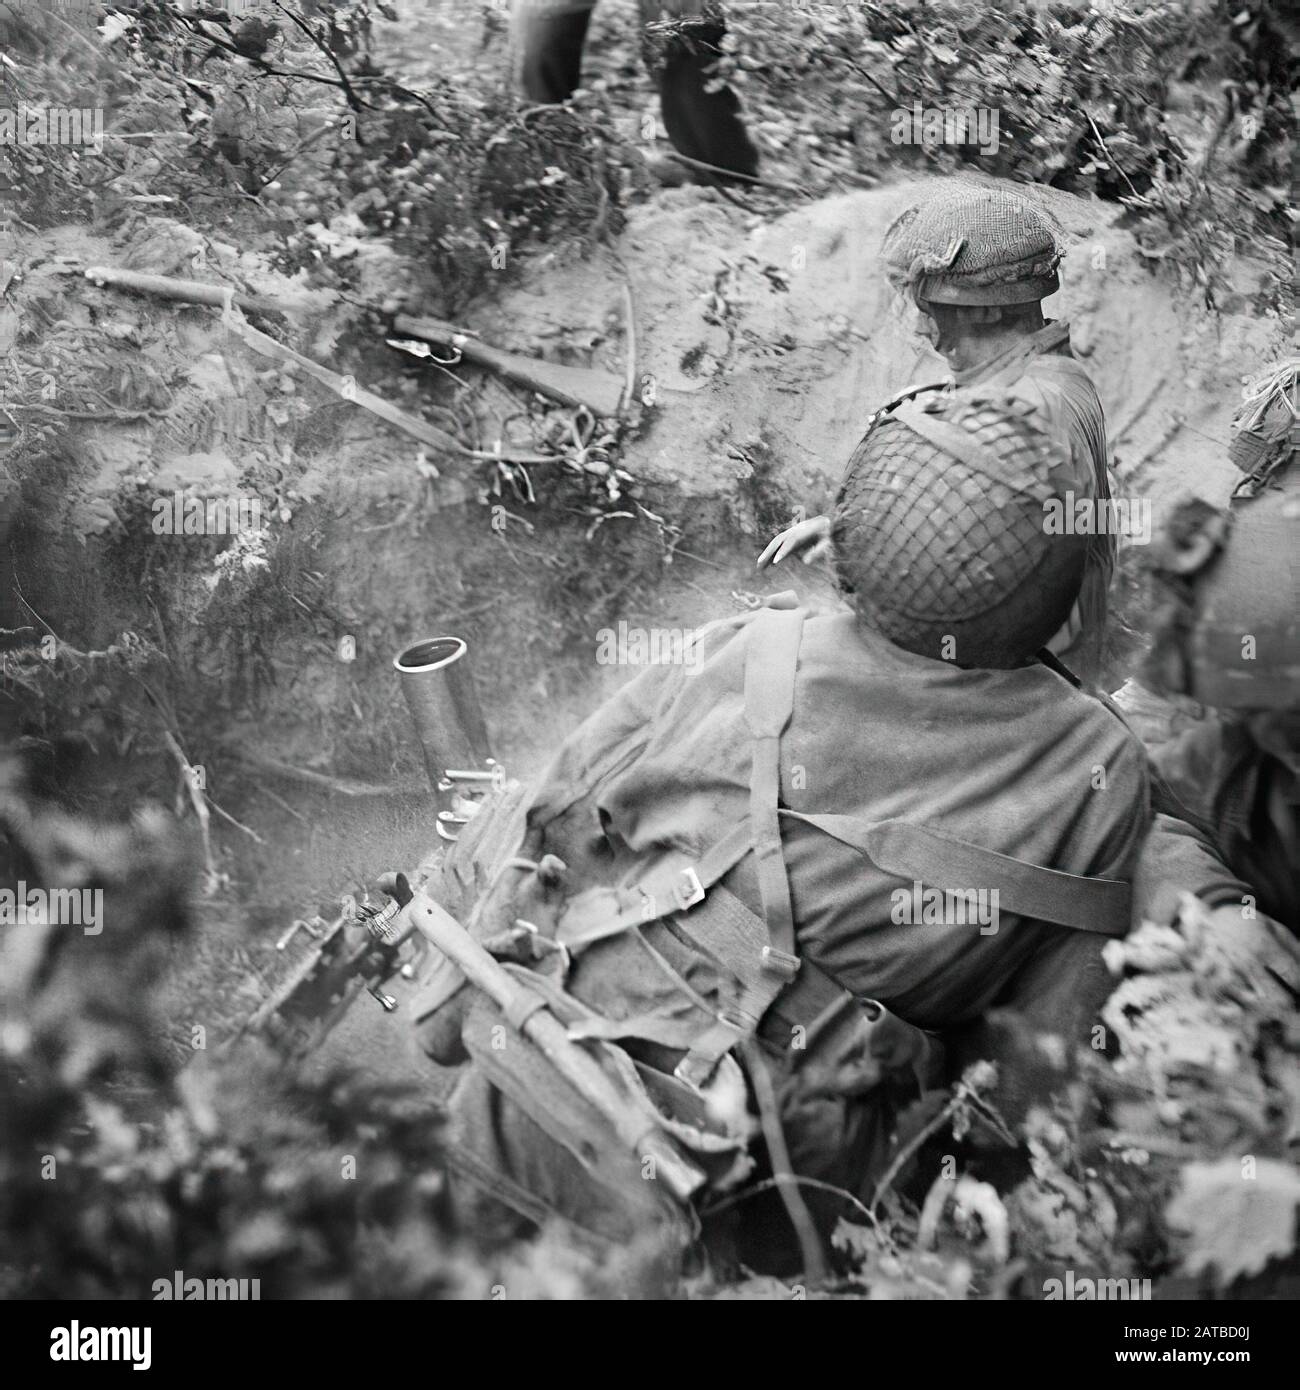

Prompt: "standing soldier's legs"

[511,0,598,104]
[640,0,759,177]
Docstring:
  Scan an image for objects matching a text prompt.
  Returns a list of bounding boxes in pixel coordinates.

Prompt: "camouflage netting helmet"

[832,389,1087,668]
[882,182,1062,307]
[1145,462,1299,711]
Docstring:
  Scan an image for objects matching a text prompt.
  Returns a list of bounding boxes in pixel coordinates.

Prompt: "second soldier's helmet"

[882,182,1062,307]
[1145,363,1298,711]
[1145,467,1299,711]
[832,389,1088,669]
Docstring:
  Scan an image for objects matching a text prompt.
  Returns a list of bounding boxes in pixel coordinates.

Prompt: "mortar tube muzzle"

[393,636,493,803]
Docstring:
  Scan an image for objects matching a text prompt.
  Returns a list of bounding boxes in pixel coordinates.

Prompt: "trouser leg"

[512,0,760,177]
[511,0,597,104]
[440,1059,691,1287]
[639,0,760,177]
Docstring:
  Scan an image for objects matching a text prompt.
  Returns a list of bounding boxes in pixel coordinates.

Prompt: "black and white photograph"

[0,0,1295,1341]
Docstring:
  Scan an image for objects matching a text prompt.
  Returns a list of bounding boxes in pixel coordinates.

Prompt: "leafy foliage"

[3,1,1295,1301]
[1167,1158,1300,1288]
[1,1,638,315]
[716,0,1292,309]
[0,761,620,1299]
[748,893,1300,1299]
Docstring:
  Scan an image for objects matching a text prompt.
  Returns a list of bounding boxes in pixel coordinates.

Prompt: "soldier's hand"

[757,515,832,569]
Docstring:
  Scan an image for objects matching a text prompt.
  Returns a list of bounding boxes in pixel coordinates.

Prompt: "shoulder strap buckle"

[672,866,706,912]
[760,944,801,979]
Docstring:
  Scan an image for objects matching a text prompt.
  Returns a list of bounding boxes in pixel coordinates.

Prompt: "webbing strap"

[954,319,1071,388]
[835,380,948,509]
[788,811,1131,938]
[669,883,792,1087]
[555,820,754,953]
[892,397,1029,487]
[668,885,881,1086]
[743,607,806,977]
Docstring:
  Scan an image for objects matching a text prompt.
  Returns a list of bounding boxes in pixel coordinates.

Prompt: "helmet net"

[881,182,1062,298]
[833,393,1083,664]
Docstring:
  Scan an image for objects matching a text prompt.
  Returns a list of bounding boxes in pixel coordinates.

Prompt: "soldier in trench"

[409,386,1183,1269]
[1122,366,1299,951]
[760,182,1115,686]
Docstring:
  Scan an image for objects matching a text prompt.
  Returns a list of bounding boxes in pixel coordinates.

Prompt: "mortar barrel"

[393,637,492,795]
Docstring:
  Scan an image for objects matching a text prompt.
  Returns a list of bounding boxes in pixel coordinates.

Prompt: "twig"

[664,545,728,571]
[709,177,755,212]
[1084,109,1141,200]
[348,74,442,121]
[203,793,267,846]
[868,1078,1014,1218]
[968,1094,1017,1147]
[869,1092,961,1218]
[98,133,192,142]
[619,278,637,415]
[225,747,424,799]
[9,572,60,641]
[11,402,172,422]
[467,446,566,465]
[740,1039,828,1282]
[257,118,341,189]
[664,150,812,198]
[272,1,365,118]
[843,58,904,111]
[701,1174,880,1229]
[82,265,280,319]
[171,7,440,121]
[829,169,882,192]
[161,729,264,849]
[172,9,370,104]
[252,783,307,824]
[161,729,217,885]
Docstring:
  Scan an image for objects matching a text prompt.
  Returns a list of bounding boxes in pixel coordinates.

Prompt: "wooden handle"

[84,266,277,315]
[406,890,704,1202]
